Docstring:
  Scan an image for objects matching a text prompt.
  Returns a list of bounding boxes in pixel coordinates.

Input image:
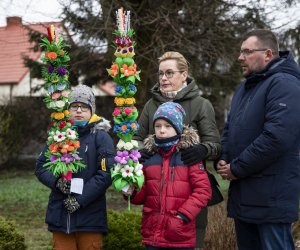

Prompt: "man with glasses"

[134,51,221,250]
[217,29,300,249]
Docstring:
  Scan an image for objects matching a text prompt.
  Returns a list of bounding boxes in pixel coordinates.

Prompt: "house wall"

[13,73,45,97]
[0,71,108,105]
[0,72,46,104]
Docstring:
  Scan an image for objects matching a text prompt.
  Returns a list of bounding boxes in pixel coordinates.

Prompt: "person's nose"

[159,126,166,133]
[161,73,168,80]
[238,53,245,61]
[76,106,83,112]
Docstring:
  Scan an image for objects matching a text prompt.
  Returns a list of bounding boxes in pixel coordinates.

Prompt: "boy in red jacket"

[123,101,212,250]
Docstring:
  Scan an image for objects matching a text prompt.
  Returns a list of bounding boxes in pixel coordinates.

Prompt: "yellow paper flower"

[114,97,125,106]
[125,97,136,105]
[58,50,65,56]
[64,110,69,116]
[53,112,65,120]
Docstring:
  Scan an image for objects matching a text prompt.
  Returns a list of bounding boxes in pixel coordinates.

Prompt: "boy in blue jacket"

[36,85,115,249]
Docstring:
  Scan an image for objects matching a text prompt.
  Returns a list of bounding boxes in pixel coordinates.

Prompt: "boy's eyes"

[155,124,172,128]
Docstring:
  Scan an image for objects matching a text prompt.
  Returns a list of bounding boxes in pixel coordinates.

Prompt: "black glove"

[56,177,71,195]
[63,196,80,213]
[177,212,190,223]
[139,148,154,163]
[181,144,208,166]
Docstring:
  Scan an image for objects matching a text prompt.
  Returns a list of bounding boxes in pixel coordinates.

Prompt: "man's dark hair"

[242,29,279,56]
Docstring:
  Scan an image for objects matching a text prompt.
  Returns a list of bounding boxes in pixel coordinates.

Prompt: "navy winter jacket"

[35,116,115,233]
[221,51,300,223]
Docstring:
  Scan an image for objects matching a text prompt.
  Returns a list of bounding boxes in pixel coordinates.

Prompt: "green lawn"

[0,169,140,249]
[0,170,51,249]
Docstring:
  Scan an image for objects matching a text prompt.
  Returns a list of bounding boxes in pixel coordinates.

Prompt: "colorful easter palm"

[108,9,144,209]
[40,25,85,180]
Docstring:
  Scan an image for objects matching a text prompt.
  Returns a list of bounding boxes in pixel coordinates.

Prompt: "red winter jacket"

[131,126,212,248]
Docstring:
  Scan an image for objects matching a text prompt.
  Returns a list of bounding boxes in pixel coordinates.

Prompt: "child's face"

[69,102,92,121]
[154,119,177,139]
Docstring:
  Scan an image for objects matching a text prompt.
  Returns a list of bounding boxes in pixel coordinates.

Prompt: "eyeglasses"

[158,70,183,79]
[69,103,90,112]
[239,48,268,56]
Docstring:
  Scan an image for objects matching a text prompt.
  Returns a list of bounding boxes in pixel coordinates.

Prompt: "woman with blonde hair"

[135,51,221,249]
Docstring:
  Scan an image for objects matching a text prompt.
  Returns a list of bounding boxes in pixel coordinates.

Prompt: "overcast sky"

[0,0,62,26]
[1,0,300,32]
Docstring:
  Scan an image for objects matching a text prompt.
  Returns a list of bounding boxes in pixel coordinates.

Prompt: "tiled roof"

[0,17,62,85]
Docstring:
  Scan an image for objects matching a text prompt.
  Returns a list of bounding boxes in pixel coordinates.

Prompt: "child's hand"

[56,177,71,195]
[63,196,80,213]
[122,185,135,196]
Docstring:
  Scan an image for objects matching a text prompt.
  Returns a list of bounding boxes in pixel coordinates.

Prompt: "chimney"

[7,16,22,27]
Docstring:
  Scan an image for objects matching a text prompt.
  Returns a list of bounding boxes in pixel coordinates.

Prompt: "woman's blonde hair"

[158,51,189,73]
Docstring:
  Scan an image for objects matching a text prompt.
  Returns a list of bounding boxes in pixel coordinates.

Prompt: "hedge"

[0,216,26,249]
[104,209,143,250]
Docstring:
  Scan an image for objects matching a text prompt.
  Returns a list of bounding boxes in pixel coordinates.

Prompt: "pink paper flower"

[52,92,61,99]
[123,107,132,115]
[113,107,121,116]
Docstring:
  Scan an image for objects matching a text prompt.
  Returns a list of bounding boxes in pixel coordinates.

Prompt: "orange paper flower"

[47,52,58,60]
[109,63,119,77]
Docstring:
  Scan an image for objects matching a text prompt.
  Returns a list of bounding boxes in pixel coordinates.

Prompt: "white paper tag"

[71,178,84,194]
[121,184,130,192]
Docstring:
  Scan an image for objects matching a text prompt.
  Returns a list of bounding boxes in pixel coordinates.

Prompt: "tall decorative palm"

[40,25,85,179]
[108,8,144,210]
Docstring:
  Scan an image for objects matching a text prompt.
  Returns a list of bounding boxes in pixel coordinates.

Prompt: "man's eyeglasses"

[239,48,268,56]
[69,104,90,112]
[158,70,183,80]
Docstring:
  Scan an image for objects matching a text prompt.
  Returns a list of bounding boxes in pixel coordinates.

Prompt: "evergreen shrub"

[0,216,26,249]
[104,209,143,250]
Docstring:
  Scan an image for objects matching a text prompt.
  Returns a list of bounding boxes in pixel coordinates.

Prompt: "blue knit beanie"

[70,85,96,114]
[153,102,186,134]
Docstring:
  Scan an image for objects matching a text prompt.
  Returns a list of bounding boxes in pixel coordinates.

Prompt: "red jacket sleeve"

[177,163,212,221]
[130,183,147,205]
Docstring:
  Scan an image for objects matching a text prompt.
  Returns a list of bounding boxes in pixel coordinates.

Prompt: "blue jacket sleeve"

[231,77,300,178]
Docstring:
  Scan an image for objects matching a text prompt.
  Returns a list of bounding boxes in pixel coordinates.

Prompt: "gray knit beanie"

[70,85,96,114]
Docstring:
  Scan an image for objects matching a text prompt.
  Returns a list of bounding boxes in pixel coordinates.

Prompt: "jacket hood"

[151,77,200,103]
[245,51,300,88]
[144,125,200,152]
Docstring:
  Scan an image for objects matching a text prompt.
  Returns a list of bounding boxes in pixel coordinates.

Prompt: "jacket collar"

[144,125,200,153]
[151,77,200,103]
[77,114,111,136]
[244,51,300,89]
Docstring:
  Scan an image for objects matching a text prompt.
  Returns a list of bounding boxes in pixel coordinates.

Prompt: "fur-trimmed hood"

[89,114,111,133]
[144,125,199,152]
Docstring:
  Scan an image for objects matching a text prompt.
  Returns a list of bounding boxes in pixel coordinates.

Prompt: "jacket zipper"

[159,165,164,206]
[67,212,71,234]
[171,165,175,182]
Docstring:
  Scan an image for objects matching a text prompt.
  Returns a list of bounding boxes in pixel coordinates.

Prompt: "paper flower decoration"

[40,24,85,180]
[108,8,144,208]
